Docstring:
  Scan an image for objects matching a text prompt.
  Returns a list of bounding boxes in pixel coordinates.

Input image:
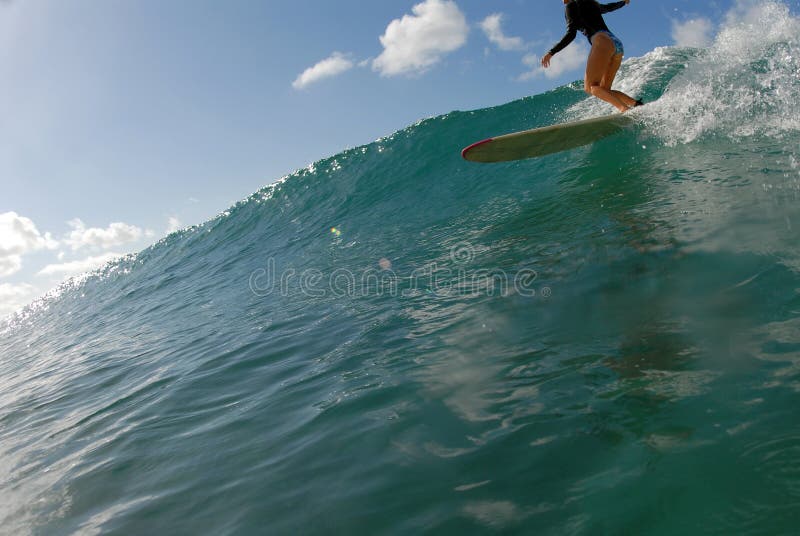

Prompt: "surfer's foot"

[620,99,645,113]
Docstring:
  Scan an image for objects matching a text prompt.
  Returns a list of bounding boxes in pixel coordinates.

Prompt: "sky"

[0,0,788,318]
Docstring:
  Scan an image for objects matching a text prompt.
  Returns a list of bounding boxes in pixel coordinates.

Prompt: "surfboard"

[461,113,635,163]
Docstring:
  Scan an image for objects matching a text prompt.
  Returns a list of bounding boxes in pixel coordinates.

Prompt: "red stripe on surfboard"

[461,138,494,159]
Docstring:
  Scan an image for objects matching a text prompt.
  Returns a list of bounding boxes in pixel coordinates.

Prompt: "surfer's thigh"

[601,54,623,90]
[584,34,615,92]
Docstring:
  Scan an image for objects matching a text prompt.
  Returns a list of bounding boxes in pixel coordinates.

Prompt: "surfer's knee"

[586,83,602,96]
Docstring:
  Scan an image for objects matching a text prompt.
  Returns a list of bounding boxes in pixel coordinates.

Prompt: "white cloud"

[672,17,714,48]
[166,216,182,234]
[519,42,589,81]
[0,255,21,278]
[0,282,41,319]
[724,0,771,28]
[37,252,122,278]
[372,0,469,77]
[480,13,526,51]
[0,211,58,277]
[293,52,355,90]
[64,218,142,251]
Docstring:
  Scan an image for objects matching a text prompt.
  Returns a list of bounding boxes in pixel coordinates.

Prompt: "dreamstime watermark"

[248,242,551,299]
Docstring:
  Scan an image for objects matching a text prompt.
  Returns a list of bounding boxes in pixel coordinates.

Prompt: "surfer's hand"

[541,53,552,68]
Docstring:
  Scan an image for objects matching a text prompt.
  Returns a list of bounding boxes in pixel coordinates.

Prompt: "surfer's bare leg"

[585,34,629,112]
[601,54,637,108]
[611,90,637,108]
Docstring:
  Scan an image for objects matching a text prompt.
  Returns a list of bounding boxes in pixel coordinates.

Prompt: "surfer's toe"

[633,99,645,107]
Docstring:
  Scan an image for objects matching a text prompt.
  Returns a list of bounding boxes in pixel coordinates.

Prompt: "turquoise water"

[3,2,800,534]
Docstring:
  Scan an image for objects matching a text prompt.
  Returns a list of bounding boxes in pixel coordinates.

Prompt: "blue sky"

[0,0,788,316]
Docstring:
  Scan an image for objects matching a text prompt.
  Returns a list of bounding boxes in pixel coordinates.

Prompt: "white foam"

[647,0,800,145]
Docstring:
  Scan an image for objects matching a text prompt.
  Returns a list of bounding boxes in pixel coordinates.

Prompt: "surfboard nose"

[461,138,494,160]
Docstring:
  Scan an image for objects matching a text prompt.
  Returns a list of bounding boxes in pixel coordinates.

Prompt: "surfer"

[541,0,643,113]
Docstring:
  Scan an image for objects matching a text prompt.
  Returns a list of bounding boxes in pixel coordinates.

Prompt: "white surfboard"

[461,113,636,163]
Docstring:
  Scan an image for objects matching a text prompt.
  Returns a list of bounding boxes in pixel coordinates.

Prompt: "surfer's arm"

[547,4,580,57]
[599,1,628,14]
[547,29,577,56]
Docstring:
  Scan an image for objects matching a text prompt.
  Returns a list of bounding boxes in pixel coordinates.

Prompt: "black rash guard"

[548,0,626,56]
